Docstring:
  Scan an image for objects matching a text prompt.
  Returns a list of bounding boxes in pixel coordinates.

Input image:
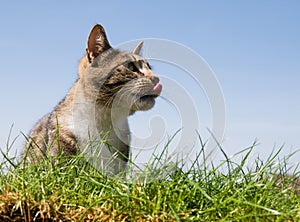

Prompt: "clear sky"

[0,1,299,166]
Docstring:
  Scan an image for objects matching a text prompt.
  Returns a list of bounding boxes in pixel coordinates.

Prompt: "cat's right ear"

[86,24,112,63]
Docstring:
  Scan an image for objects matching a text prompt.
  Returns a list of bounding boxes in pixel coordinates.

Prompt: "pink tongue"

[153,83,163,94]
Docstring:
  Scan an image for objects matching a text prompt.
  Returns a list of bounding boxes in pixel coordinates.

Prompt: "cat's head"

[79,24,162,114]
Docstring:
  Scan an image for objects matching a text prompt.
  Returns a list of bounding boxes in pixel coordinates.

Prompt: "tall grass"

[0,132,299,221]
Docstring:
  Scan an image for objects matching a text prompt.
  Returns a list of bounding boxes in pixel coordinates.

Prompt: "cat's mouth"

[131,82,162,111]
[139,83,162,100]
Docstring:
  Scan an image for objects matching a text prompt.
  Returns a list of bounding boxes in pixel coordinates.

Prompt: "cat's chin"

[131,95,156,112]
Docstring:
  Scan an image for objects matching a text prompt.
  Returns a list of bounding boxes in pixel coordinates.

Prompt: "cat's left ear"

[132,41,144,55]
[86,24,112,63]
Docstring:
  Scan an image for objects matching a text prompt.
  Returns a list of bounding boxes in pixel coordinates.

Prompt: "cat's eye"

[126,62,139,72]
[147,62,152,70]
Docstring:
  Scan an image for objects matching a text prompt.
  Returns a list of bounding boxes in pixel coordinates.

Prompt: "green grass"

[0,134,300,221]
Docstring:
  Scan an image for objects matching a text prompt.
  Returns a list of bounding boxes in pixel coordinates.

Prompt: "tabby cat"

[23,24,162,174]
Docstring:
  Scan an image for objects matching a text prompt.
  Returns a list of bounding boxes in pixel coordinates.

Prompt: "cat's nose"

[150,76,160,85]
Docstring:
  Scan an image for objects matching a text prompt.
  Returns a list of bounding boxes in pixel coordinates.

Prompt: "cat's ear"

[86,24,112,63]
[132,41,144,55]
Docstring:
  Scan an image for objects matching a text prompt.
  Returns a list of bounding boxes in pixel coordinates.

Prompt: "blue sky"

[0,1,299,165]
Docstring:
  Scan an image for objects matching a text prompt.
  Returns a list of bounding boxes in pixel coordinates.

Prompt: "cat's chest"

[70,102,129,146]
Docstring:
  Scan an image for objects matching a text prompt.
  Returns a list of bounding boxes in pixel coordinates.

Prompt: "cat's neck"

[61,80,129,147]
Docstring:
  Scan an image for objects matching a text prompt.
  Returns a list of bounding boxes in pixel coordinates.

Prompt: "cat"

[23,24,162,174]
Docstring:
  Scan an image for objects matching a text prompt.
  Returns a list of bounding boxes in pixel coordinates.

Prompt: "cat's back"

[23,114,50,161]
